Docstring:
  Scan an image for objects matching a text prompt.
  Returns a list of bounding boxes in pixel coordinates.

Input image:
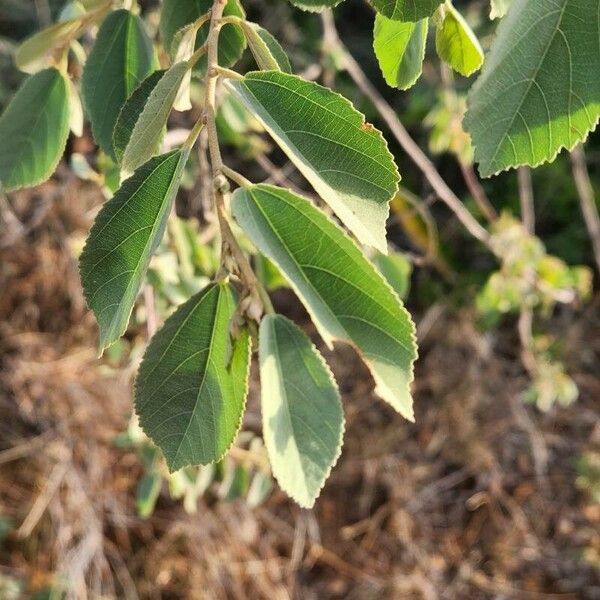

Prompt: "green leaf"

[373,14,427,90]
[80,149,189,350]
[135,283,251,472]
[372,251,412,299]
[226,71,399,252]
[240,22,292,73]
[16,17,82,73]
[120,62,190,175]
[286,0,343,13]
[259,314,344,508]
[113,70,166,164]
[81,9,154,158]
[490,0,511,19]
[232,184,417,421]
[136,472,162,519]
[372,0,442,21]
[435,3,483,77]
[0,68,70,191]
[464,0,600,177]
[160,0,246,72]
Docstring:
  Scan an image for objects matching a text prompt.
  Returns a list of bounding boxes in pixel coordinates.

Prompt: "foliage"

[0,0,597,508]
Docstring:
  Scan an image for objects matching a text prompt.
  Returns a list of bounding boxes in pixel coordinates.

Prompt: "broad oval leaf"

[240,22,292,73]
[372,0,442,21]
[80,149,189,350]
[160,0,246,72]
[434,3,483,77]
[121,62,190,176]
[0,68,70,191]
[81,9,154,157]
[113,70,166,164]
[232,184,417,421]
[259,314,344,508]
[373,14,427,90]
[464,0,600,177]
[16,18,82,73]
[226,71,399,252]
[135,283,251,472]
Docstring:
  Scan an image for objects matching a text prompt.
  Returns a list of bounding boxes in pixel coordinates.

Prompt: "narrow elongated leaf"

[135,283,251,471]
[81,9,154,157]
[67,78,84,137]
[232,184,417,420]
[0,68,70,191]
[226,72,399,252]
[121,62,189,176]
[372,0,442,21]
[464,0,600,177]
[16,18,82,73]
[113,70,166,164]
[240,22,292,73]
[372,251,412,299]
[260,314,344,508]
[160,0,245,71]
[172,24,197,111]
[80,149,189,350]
[373,14,427,90]
[435,3,483,77]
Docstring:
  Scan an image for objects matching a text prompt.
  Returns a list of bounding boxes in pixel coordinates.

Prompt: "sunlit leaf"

[490,0,511,19]
[232,184,417,420]
[372,0,442,21]
[80,149,189,350]
[226,71,400,252]
[0,68,70,191]
[287,0,343,12]
[240,22,292,73]
[260,314,344,508]
[464,0,600,177]
[135,283,251,471]
[81,9,154,157]
[373,14,427,90]
[372,251,412,299]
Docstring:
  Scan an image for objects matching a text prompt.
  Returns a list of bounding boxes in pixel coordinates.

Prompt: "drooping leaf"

[240,22,292,73]
[435,3,483,77]
[372,251,412,299]
[136,472,162,519]
[259,314,344,508]
[80,149,189,350]
[286,0,343,13]
[372,0,442,21]
[67,78,84,137]
[172,24,198,111]
[464,0,600,177]
[373,14,427,90]
[121,62,190,176]
[489,0,511,19]
[160,0,246,72]
[81,9,154,157]
[226,71,399,252]
[0,68,70,191]
[135,283,251,471]
[232,184,417,421]
[113,70,166,164]
[15,18,82,73]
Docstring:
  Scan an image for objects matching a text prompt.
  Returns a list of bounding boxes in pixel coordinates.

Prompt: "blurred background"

[0,0,599,598]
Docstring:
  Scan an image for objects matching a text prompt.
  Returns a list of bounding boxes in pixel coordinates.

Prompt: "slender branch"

[221,165,252,188]
[320,11,492,249]
[570,144,600,274]
[517,167,535,234]
[460,162,497,222]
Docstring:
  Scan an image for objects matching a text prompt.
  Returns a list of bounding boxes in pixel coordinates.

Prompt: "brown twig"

[460,162,497,222]
[320,11,492,249]
[517,167,535,234]
[570,144,600,274]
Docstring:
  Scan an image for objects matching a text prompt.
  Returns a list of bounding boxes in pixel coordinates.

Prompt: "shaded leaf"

[240,22,292,73]
[435,3,483,77]
[372,0,442,21]
[0,68,70,191]
[121,62,189,176]
[464,0,600,177]
[232,184,417,420]
[260,314,343,508]
[373,14,427,90]
[113,70,166,164]
[286,0,343,13]
[135,283,251,471]
[372,251,412,299]
[80,149,189,350]
[81,9,154,157]
[226,71,399,252]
